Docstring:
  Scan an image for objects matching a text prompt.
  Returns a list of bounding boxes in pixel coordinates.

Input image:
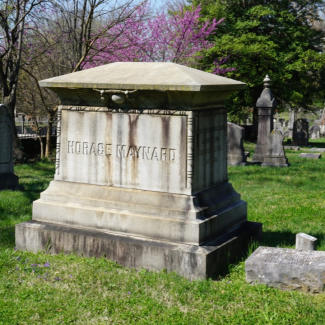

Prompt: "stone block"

[0,104,19,190]
[16,220,262,280]
[299,153,321,159]
[284,146,300,151]
[227,122,246,166]
[245,246,325,293]
[296,233,317,251]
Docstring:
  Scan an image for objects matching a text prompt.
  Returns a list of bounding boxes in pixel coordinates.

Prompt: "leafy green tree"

[191,0,325,123]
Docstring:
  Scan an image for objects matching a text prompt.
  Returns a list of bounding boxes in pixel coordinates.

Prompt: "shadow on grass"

[0,225,15,249]
[261,230,325,249]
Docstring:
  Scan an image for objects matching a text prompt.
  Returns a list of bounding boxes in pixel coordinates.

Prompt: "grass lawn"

[0,143,325,324]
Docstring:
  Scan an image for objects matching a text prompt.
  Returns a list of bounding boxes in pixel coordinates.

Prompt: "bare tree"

[0,0,47,156]
[15,0,146,158]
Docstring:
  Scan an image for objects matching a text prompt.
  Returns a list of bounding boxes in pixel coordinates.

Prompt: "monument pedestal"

[16,220,261,280]
[15,62,262,279]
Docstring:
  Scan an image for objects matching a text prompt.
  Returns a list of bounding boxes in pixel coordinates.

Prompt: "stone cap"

[39,62,245,92]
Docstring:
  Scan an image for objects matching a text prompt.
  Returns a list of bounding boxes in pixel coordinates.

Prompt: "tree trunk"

[45,110,56,158]
[39,136,44,160]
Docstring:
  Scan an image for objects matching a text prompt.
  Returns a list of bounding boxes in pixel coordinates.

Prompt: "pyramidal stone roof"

[39,62,245,92]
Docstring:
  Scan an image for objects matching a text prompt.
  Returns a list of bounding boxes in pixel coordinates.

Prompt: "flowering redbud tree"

[84,5,226,71]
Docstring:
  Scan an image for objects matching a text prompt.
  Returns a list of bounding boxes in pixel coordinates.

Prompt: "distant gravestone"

[293,119,309,146]
[288,109,296,139]
[245,246,325,293]
[0,104,19,190]
[253,75,275,163]
[310,125,320,139]
[227,122,246,166]
[299,153,321,159]
[296,233,317,251]
[262,130,288,167]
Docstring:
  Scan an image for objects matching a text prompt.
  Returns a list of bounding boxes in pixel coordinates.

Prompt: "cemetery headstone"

[245,246,325,293]
[310,125,320,139]
[309,147,325,153]
[262,130,288,167]
[0,104,19,190]
[15,62,262,280]
[299,153,321,159]
[253,75,275,163]
[296,233,317,251]
[284,145,300,151]
[227,122,246,166]
[293,119,309,146]
[288,109,296,139]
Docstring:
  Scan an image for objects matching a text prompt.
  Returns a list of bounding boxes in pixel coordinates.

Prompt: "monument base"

[262,157,289,167]
[0,172,19,190]
[15,220,261,280]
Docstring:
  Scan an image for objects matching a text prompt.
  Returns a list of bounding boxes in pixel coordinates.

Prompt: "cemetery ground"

[0,143,325,324]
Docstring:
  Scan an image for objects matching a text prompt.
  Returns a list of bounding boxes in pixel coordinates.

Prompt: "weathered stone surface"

[16,220,262,280]
[284,146,300,151]
[299,153,321,159]
[262,130,288,167]
[227,122,246,166]
[288,109,296,139]
[39,62,245,92]
[245,246,325,293]
[16,62,261,279]
[309,147,325,153]
[253,75,275,163]
[293,119,309,146]
[0,104,19,190]
[310,125,320,139]
[296,233,317,251]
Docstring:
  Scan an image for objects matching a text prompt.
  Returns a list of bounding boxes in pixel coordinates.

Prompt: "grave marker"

[15,62,262,279]
[0,104,19,190]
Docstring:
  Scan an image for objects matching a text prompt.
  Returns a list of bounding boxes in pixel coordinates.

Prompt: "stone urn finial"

[256,74,275,108]
[263,75,271,88]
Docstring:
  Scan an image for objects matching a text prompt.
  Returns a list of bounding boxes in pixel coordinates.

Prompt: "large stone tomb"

[15,62,261,279]
[0,104,19,190]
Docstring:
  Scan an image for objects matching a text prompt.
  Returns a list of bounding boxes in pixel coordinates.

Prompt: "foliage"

[191,0,325,122]
[1,145,325,323]
[85,4,222,68]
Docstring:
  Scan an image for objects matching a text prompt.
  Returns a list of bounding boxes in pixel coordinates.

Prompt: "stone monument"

[15,62,261,279]
[262,130,289,167]
[293,119,309,146]
[252,75,275,163]
[246,246,325,293]
[310,125,320,139]
[0,104,19,190]
[227,122,246,166]
[288,109,296,139]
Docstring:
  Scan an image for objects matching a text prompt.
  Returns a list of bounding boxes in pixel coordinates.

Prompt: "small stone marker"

[284,145,300,151]
[296,233,317,251]
[0,104,19,190]
[288,109,296,139]
[245,246,325,293]
[310,125,320,139]
[309,147,325,153]
[227,122,246,166]
[299,153,321,159]
[262,130,288,167]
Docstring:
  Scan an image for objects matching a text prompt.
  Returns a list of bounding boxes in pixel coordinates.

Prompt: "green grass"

[0,146,325,324]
